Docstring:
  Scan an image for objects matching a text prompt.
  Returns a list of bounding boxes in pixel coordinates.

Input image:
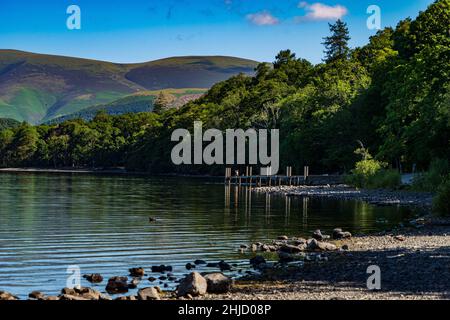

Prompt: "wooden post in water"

[304,166,309,185]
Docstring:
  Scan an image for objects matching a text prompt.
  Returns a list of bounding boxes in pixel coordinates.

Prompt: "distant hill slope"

[48,88,206,123]
[0,50,257,124]
[0,117,20,130]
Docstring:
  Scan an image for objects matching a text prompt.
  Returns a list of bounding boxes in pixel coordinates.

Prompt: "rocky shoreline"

[2,215,449,300]
[1,185,448,301]
[254,184,434,210]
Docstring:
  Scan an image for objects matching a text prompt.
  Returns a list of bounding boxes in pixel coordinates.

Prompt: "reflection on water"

[0,173,415,298]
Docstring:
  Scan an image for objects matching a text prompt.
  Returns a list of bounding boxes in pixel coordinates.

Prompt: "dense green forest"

[0,118,20,131]
[0,1,449,182]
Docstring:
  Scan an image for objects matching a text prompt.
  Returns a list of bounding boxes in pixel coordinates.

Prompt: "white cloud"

[246,11,279,26]
[297,2,348,22]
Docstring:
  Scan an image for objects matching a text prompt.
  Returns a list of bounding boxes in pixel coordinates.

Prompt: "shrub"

[368,169,402,189]
[433,177,450,215]
[346,143,400,189]
[412,159,449,192]
[345,159,400,189]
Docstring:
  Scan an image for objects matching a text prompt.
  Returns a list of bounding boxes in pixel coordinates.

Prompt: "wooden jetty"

[224,166,343,187]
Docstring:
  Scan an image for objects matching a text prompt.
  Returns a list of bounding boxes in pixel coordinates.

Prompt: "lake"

[0,172,416,298]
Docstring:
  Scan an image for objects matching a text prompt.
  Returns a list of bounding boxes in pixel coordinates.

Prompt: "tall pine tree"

[323,19,351,63]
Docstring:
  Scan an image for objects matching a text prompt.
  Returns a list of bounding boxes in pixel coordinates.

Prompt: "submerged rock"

[106,277,129,294]
[194,260,207,265]
[204,273,233,294]
[250,255,266,266]
[129,267,145,277]
[176,272,207,297]
[185,263,196,270]
[83,273,104,283]
[151,265,172,273]
[218,260,231,271]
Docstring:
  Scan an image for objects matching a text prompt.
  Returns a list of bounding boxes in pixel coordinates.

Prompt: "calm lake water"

[0,172,416,298]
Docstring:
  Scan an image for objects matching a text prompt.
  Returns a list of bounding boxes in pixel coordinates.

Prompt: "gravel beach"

[202,222,450,300]
[254,184,434,209]
[200,185,449,300]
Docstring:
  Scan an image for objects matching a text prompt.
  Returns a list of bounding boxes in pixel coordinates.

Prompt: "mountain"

[0,50,258,124]
[48,89,206,123]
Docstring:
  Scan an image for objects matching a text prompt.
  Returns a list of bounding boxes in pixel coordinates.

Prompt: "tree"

[9,124,40,165]
[153,91,174,114]
[273,50,296,69]
[47,134,70,167]
[323,19,351,63]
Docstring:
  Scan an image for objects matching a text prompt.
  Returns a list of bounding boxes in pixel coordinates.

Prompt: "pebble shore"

[200,185,449,300]
[254,184,434,209]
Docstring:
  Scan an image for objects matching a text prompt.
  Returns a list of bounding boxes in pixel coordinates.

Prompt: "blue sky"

[0,0,434,64]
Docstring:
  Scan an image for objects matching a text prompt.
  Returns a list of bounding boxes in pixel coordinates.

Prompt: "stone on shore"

[279,244,305,254]
[307,239,337,251]
[71,287,102,300]
[277,235,289,240]
[204,273,233,294]
[59,294,90,301]
[83,273,103,283]
[116,295,137,301]
[29,291,45,300]
[137,287,161,300]
[332,228,352,240]
[0,290,18,300]
[312,229,324,241]
[176,272,207,297]
[106,276,129,294]
[129,278,140,289]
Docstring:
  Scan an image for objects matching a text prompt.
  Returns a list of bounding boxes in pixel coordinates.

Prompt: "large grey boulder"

[204,273,233,294]
[176,272,207,297]
[137,287,161,300]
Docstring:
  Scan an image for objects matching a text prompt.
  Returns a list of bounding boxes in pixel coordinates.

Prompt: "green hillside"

[0,50,257,124]
[48,89,206,123]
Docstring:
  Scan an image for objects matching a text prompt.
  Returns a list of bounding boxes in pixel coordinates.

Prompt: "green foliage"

[322,19,351,63]
[345,143,401,189]
[412,159,450,191]
[433,177,450,215]
[0,0,448,180]
[0,118,20,130]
